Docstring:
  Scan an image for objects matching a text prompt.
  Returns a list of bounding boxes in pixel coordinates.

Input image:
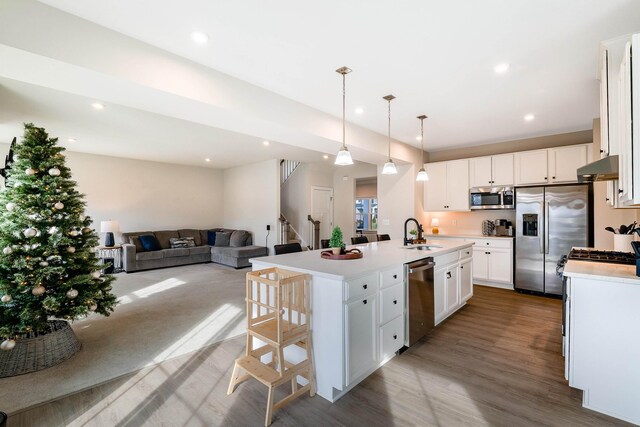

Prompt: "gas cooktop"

[568,248,636,265]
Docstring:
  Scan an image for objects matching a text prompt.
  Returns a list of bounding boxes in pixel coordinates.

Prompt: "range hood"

[577,155,619,182]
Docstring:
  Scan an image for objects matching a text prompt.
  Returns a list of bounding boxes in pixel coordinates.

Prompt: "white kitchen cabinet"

[445,267,459,313]
[434,267,447,324]
[345,293,377,385]
[470,155,514,187]
[488,249,512,283]
[472,247,489,280]
[424,159,469,211]
[514,149,548,185]
[459,258,473,303]
[468,238,513,288]
[599,49,610,158]
[548,145,589,184]
[379,315,404,362]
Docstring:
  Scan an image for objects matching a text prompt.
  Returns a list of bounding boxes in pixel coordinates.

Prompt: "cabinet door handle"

[363,284,367,290]
[446,272,452,279]
[600,149,604,153]
[393,334,398,340]
[552,176,556,179]
[486,242,489,245]
[544,176,548,180]
[393,274,397,279]
[393,299,398,304]
[363,299,367,304]
[460,265,464,269]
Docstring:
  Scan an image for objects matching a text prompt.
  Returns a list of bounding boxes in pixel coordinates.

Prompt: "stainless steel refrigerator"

[515,184,592,296]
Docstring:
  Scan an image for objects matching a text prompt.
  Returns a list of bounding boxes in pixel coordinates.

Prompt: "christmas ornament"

[48,226,59,235]
[67,246,76,253]
[39,261,49,267]
[3,246,12,255]
[69,230,79,237]
[66,289,78,299]
[91,271,101,279]
[79,215,86,221]
[48,167,61,176]
[23,227,37,238]
[89,304,97,311]
[1,294,12,303]
[54,202,64,210]
[25,168,36,176]
[82,227,91,234]
[6,202,16,211]
[32,286,46,296]
[1,339,16,351]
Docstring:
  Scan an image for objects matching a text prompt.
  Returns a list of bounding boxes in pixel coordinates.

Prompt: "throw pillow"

[214,231,232,247]
[230,230,250,247]
[207,230,217,246]
[129,236,145,252]
[139,235,160,251]
[169,237,196,248]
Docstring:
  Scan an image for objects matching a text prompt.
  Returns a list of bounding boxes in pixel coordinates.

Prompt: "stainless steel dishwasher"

[404,257,435,347]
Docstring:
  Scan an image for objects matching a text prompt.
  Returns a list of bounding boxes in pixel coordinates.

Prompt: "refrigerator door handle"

[545,200,550,254]
[539,205,544,254]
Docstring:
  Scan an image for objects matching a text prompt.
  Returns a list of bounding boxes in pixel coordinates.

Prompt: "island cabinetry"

[345,292,377,385]
[434,249,473,325]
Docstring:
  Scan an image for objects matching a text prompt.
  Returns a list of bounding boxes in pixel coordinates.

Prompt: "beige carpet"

[0,263,248,415]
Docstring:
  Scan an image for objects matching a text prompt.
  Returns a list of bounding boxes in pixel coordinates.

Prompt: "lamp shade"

[100,220,119,233]
[416,167,429,181]
[335,147,354,165]
[430,218,440,227]
[382,160,397,175]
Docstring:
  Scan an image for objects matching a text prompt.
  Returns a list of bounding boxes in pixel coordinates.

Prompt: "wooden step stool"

[227,268,315,426]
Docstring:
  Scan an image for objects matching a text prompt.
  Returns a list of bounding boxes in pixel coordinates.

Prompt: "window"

[355,198,378,231]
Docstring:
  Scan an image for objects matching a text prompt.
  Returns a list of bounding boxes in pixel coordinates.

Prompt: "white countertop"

[564,259,640,284]
[425,233,514,240]
[250,239,472,281]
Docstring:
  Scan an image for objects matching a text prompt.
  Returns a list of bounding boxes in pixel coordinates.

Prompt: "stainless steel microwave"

[469,186,514,210]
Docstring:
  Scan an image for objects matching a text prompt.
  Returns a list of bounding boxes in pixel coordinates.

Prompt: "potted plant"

[329,226,345,255]
[409,229,418,240]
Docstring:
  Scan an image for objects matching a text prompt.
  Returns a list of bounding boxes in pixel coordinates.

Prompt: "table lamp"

[100,220,119,247]
[431,218,440,235]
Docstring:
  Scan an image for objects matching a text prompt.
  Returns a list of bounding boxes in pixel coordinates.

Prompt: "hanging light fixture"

[416,115,429,181]
[334,66,354,166]
[382,95,398,175]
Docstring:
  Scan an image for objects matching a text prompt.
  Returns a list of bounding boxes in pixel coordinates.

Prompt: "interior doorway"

[355,177,378,242]
[311,186,334,240]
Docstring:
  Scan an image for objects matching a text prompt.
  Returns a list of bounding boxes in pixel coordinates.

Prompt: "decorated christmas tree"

[0,124,117,351]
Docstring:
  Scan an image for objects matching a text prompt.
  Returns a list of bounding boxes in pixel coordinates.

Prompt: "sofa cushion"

[230,230,250,247]
[129,236,145,252]
[178,229,202,246]
[169,237,196,248]
[162,248,190,258]
[212,245,268,258]
[189,246,211,256]
[139,235,160,251]
[154,230,180,249]
[121,231,153,245]
[207,230,217,246]
[136,250,164,261]
[215,232,232,247]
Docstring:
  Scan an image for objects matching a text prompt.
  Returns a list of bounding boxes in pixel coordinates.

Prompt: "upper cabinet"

[469,154,514,187]
[514,149,548,186]
[424,159,469,212]
[548,145,589,184]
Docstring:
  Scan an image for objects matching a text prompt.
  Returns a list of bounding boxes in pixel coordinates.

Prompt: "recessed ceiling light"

[323,154,329,159]
[263,140,270,146]
[91,102,104,110]
[494,63,510,74]
[205,158,211,162]
[524,114,535,122]
[355,107,364,115]
[415,136,422,141]
[67,138,76,143]
[190,31,209,45]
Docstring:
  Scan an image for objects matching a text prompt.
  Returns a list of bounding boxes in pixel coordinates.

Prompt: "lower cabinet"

[459,258,473,302]
[345,293,377,385]
[380,315,404,361]
[434,249,473,325]
[445,267,459,313]
[468,238,513,287]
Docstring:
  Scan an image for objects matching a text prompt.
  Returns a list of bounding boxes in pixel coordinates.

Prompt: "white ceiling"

[1,0,639,170]
[35,0,640,150]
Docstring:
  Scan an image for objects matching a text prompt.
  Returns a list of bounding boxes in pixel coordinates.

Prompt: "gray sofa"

[121,228,268,272]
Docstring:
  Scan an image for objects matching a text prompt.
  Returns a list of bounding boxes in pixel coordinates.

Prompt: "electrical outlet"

[266,224,271,231]
[452,220,457,226]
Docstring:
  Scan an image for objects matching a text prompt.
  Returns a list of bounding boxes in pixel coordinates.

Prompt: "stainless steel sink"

[401,245,442,250]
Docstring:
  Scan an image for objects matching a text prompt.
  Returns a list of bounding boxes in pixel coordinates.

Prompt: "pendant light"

[381,94,397,175]
[416,115,429,181]
[334,66,354,166]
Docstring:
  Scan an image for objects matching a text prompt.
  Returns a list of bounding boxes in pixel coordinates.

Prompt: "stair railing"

[280,159,301,184]
[307,215,321,250]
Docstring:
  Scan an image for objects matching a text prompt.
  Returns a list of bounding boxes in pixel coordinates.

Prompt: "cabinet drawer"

[434,251,458,266]
[459,247,472,260]
[345,273,377,301]
[468,238,512,249]
[380,315,404,361]
[380,282,404,325]
[380,265,403,289]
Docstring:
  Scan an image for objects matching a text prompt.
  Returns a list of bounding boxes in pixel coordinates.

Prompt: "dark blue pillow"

[207,230,216,246]
[139,235,160,251]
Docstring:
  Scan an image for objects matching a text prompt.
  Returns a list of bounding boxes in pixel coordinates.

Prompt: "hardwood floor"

[8,286,630,426]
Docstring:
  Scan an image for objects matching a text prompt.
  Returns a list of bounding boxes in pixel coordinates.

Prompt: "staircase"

[280,159,300,184]
[279,214,311,250]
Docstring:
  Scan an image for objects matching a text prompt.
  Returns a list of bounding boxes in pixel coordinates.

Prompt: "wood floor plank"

[7,286,631,426]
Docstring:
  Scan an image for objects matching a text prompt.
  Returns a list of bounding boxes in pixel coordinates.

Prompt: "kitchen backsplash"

[426,210,517,236]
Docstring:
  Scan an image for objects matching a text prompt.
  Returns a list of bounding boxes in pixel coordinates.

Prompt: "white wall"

[0,143,224,242]
[223,159,280,250]
[333,163,378,239]
[377,164,417,239]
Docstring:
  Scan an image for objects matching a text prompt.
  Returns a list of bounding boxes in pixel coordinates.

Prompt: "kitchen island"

[250,238,474,402]
[563,260,640,425]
